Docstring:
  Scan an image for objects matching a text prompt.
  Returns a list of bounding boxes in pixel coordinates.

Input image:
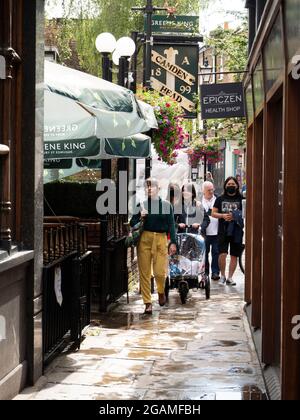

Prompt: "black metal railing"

[98,238,127,311]
[42,252,75,364]
[70,252,92,347]
[42,219,92,366]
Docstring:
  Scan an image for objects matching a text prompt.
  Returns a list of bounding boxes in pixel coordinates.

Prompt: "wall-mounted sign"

[146,15,199,34]
[151,42,199,118]
[200,82,246,119]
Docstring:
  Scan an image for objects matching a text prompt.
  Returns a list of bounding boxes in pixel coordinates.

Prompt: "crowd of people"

[130,175,244,315]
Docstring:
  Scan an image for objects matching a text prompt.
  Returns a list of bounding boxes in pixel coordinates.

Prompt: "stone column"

[21,0,44,384]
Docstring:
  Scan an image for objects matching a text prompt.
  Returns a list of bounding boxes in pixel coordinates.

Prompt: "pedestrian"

[130,178,177,314]
[201,181,220,281]
[175,182,202,234]
[212,177,244,286]
[206,171,214,184]
[167,182,181,210]
[236,174,242,189]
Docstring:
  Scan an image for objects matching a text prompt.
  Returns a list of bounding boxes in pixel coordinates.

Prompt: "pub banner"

[200,82,246,119]
[151,42,199,119]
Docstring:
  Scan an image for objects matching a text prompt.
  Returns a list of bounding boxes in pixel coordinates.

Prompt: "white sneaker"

[226,278,236,286]
[219,276,226,286]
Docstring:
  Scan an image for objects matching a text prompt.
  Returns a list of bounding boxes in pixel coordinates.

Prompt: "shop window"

[253,57,264,111]
[285,0,300,60]
[264,12,284,92]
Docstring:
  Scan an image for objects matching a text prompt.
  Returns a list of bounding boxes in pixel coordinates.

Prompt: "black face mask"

[226,186,237,195]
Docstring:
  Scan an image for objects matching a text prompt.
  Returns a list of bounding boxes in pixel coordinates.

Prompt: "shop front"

[244,0,300,400]
[0,0,44,399]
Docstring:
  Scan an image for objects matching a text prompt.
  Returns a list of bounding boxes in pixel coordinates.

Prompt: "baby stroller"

[165,230,210,304]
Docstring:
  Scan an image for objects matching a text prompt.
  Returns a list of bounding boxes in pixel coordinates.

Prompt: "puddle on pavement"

[91,312,156,330]
[228,367,254,375]
[126,349,170,359]
[216,340,239,347]
[80,348,120,356]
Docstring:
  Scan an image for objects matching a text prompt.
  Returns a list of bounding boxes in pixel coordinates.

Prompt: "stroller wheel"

[199,278,206,290]
[178,280,189,304]
[205,277,211,300]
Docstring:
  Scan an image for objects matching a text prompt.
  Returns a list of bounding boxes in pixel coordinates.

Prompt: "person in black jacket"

[212,177,244,286]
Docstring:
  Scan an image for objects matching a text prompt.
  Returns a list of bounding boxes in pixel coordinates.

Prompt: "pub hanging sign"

[151,43,199,118]
[147,15,200,34]
[200,82,246,119]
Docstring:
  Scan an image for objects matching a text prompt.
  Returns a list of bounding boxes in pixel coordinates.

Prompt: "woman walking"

[130,178,177,314]
[212,177,244,286]
[175,182,202,234]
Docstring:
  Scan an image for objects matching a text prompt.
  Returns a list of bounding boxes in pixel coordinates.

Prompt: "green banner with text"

[145,15,199,34]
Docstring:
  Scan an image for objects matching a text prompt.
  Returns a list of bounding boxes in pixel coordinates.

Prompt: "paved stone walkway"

[16,268,266,400]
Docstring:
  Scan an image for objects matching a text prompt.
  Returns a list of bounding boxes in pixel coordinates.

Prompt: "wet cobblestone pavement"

[16,269,267,400]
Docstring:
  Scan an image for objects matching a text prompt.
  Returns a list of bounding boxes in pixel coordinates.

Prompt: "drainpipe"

[245,0,256,55]
[256,0,267,31]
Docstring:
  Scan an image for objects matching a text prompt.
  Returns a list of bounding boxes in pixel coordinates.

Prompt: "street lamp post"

[113,37,137,217]
[132,0,167,89]
[131,2,168,179]
[95,32,117,311]
[114,36,136,88]
[95,32,117,81]
[200,58,213,181]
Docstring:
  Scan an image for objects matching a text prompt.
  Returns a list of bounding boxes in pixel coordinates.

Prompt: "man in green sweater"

[130,178,177,314]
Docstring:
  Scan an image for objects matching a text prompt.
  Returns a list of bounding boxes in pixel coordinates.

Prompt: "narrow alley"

[16,268,266,401]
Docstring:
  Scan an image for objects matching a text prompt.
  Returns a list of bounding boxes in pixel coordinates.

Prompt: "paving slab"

[16,267,267,400]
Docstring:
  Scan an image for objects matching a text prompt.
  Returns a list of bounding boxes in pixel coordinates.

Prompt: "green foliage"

[208,19,248,82]
[45,0,201,76]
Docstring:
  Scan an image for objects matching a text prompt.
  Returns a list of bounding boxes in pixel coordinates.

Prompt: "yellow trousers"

[137,231,168,304]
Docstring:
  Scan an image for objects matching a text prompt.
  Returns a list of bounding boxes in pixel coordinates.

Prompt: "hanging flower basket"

[136,87,189,165]
[187,138,223,167]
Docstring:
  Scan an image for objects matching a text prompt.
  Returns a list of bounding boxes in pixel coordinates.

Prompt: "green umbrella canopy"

[44,90,100,159]
[45,61,157,139]
[44,91,151,161]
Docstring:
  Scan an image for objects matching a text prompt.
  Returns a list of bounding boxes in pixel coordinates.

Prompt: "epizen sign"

[151,43,199,118]
[200,82,246,119]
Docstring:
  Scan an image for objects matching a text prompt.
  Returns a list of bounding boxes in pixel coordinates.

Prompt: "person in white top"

[201,181,220,280]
